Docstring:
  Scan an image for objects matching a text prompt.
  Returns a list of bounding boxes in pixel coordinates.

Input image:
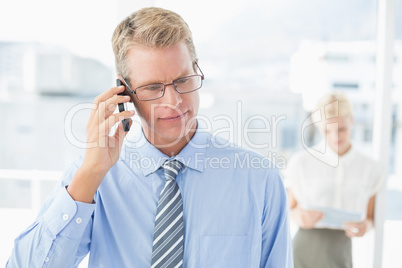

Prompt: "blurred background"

[0,0,401,267]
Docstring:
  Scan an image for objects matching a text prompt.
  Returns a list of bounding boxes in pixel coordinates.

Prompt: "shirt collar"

[123,119,209,176]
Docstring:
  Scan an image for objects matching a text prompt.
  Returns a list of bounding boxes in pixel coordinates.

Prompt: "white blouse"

[283,143,384,218]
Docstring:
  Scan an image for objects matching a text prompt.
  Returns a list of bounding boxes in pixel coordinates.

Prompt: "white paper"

[306,205,364,229]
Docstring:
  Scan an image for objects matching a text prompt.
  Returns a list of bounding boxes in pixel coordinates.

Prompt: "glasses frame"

[120,61,205,101]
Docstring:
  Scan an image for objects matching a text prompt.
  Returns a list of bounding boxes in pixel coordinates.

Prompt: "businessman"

[7,7,293,267]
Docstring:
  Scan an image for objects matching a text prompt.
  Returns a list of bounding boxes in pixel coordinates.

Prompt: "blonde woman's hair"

[314,92,353,119]
[112,7,197,86]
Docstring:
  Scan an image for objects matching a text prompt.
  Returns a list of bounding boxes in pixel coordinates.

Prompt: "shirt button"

[75,217,82,224]
[62,214,69,221]
[45,257,50,262]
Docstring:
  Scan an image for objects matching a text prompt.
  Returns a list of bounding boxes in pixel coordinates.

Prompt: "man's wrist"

[67,167,104,203]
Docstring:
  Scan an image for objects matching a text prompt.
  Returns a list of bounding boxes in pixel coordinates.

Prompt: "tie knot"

[162,160,183,181]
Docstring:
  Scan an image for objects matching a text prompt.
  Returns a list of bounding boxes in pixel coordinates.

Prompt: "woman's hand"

[343,219,373,238]
[291,207,324,229]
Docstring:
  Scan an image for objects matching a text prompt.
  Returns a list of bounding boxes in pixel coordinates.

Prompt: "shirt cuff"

[43,186,95,239]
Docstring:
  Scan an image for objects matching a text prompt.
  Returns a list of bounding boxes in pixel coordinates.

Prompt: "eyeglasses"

[121,62,205,101]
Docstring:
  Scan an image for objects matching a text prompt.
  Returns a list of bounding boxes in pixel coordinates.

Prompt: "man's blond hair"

[314,92,353,119]
[112,7,197,86]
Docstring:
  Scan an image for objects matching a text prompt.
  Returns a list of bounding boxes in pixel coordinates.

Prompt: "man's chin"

[150,128,191,146]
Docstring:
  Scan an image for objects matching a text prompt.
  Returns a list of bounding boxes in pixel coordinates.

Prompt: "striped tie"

[151,160,184,268]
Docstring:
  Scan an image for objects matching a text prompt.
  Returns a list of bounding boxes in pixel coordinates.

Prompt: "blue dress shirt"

[7,124,293,268]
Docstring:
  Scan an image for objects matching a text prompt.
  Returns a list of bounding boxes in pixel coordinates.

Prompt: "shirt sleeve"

[259,169,294,268]
[6,158,96,268]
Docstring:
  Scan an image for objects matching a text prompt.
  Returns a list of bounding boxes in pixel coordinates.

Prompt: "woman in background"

[285,92,383,268]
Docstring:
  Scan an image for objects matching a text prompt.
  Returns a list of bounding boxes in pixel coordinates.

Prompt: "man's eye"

[176,77,190,84]
[143,84,163,91]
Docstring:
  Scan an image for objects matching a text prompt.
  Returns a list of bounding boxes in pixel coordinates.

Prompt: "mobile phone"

[117,78,130,132]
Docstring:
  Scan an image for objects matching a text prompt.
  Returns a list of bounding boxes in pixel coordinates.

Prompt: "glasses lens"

[175,75,202,93]
[135,75,203,101]
[136,84,164,100]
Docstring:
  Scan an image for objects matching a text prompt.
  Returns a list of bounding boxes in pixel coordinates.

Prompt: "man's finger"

[115,118,133,144]
[103,95,131,117]
[90,86,126,118]
[98,94,131,121]
[105,110,135,130]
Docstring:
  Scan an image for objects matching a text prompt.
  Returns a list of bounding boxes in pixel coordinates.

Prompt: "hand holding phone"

[67,83,134,203]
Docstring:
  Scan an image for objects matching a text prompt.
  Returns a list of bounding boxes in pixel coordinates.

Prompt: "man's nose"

[163,84,182,105]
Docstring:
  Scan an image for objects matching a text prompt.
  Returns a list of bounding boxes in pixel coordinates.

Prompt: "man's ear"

[116,74,136,104]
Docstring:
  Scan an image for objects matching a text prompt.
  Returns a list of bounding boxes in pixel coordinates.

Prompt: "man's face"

[126,42,200,147]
